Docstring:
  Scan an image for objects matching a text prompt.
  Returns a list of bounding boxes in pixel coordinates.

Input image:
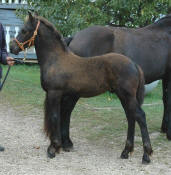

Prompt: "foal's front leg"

[60,94,79,152]
[44,90,62,158]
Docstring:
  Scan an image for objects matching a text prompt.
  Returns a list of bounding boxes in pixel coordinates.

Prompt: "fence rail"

[1,0,27,4]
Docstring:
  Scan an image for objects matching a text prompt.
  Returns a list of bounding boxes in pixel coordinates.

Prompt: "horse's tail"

[64,36,73,46]
[135,64,145,106]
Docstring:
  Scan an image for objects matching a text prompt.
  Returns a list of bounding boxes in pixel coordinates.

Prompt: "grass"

[1,64,170,149]
[1,65,44,108]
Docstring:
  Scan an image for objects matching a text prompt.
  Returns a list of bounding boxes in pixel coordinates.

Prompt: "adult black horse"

[67,15,171,140]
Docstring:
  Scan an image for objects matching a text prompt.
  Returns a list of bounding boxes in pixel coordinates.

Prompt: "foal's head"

[10,12,67,55]
[10,12,40,55]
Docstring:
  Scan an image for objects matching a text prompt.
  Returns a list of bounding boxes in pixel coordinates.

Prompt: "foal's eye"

[21,29,27,34]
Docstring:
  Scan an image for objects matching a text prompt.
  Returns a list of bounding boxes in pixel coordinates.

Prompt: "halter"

[14,20,40,51]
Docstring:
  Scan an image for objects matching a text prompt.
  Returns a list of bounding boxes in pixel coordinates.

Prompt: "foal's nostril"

[9,45,12,52]
[9,45,17,54]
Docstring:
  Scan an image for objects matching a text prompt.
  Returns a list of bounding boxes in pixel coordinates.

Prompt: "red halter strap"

[14,20,40,51]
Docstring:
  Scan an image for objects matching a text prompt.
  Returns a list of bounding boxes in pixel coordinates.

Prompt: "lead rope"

[0,57,28,91]
[0,66,11,91]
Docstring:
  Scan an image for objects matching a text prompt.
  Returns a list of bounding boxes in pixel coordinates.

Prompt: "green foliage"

[17,0,170,36]
[96,0,170,27]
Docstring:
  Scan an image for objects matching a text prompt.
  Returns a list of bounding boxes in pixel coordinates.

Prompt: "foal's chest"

[41,66,72,90]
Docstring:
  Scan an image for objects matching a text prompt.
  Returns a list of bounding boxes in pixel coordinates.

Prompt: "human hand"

[6,57,14,66]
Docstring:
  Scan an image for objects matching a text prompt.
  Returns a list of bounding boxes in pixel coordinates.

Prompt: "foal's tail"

[64,36,73,46]
[135,64,145,106]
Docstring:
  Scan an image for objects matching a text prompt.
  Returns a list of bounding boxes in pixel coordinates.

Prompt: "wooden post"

[21,0,27,4]
[15,0,19,4]
[15,26,20,38]
[5,26,10,52]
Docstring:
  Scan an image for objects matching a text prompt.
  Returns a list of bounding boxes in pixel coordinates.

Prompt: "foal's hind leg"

[120,117,135,159]
[60,94,79,151]
[44,91,62,158]
[118,96,135,159]
[118,94,152,163]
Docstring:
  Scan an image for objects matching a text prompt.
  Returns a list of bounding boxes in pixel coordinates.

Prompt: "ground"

[0,100,171,175]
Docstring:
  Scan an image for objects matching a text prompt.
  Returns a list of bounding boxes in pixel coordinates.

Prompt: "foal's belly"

[77,88,107,98]
[68,78,109,98]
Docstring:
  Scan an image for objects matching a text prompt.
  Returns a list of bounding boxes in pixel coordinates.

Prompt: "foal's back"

[59,52,140,97]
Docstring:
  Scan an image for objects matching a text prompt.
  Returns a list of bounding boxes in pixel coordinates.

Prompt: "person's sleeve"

[1,24,8,65]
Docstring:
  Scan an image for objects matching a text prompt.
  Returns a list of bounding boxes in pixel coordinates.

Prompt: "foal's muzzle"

[10,40,21,55]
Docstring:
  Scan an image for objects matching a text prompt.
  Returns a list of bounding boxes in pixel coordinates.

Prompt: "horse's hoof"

[161,121,168,133]
[0,146,5,152]
[120,150,129,159]
[47,146,56,159]
[166,131,171,140]
[142,153,150,164]
[161,127,167,133]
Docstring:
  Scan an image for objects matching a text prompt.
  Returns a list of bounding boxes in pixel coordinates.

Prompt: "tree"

[99,0,171,27]
[17,0,170,36]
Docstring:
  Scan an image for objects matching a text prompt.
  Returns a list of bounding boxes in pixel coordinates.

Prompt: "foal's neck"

[35,32,68,65]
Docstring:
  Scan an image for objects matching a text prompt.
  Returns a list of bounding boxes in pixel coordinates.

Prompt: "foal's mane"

[36,16,68,51]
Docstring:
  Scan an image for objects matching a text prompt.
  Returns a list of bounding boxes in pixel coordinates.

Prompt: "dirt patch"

[0,102,171,175]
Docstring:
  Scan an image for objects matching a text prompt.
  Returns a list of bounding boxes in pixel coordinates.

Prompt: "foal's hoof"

[0,146,5,152]
[120,150,129,159]
[47,146,56,159]
[63,145,74,152]
[47,151,55,159]
[62,140,73,152]
[142,153,151,164]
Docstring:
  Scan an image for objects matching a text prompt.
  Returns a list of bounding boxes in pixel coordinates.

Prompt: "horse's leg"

[161,78,168,133]
[161,74,171,139]
[60,94,79,151]
[118,94,152,163]
[44,90,62,158]
[164,75,171,140]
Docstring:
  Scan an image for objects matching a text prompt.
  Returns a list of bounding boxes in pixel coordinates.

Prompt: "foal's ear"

[28,11,34,22]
